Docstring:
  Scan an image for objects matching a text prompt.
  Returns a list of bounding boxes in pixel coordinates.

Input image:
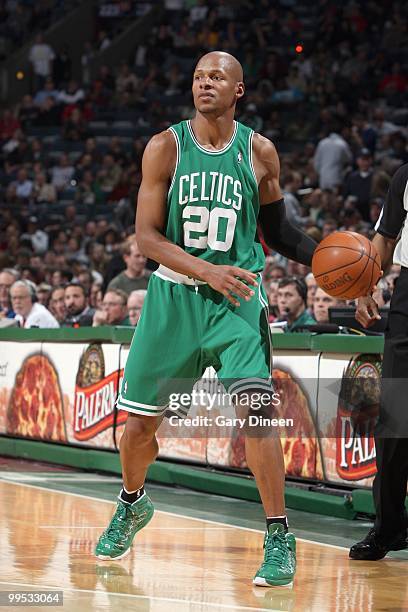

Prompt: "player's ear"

[236,81,245,100]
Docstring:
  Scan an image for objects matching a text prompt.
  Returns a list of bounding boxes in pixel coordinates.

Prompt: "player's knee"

[124,414,158,445]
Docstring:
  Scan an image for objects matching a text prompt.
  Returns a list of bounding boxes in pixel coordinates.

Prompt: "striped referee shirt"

[375,163,408,267]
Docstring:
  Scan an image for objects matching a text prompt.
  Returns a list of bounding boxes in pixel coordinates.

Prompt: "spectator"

[83,137,102,165]
[389,132,408,166]
[33,78,59,106]
[189,0,208,28]
[305,272,318,313]
[107,236,150,295]
[263,262,287,284]
[53,45,72,86]
[314,126,352,190]
[18,95,39,129]
[10,280,59,328]
[90,282,103,310]
[0,268,19,318]
[48,286,67,324]
[36,282,52,306]
[74,153,95,181]
[51,269,72,286]
[28,34,55,90]
[313,287,344,324]
[321,218,339,239]
[371,108,399,139]
[35,95,60,126]
[282,171,310,227]
[20,217,49,254]
[32,173,57,205]
[127,289,147,326]
[63,108,89,141]
[343,148,389,222]
[75,170,103,208]
[63,282,94,327]
[58,80,85,106]
[371,278,392,309]
[97,154,122,194]
[30,139,46,165]
[277,277,316,332]
[98,30,111,51]
[8,168,33,202]
[116,63,139,96]
[0,109,20,141]
[5,137,32,168]
[76,270,93,293]
[93,289,129,326]
[240,103,263,132]
[266,280,279,322]
[50,153,75,191]
[378,62,407,95]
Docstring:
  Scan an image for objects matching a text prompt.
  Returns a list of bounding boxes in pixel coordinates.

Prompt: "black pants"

[373,267,408,537]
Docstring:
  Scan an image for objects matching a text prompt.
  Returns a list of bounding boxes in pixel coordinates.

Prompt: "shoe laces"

[264,531,288,565]
[106,502,134,541]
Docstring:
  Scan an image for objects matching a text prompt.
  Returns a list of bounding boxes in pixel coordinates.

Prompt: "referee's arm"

[374,163,408,272]
[356,163,408,327]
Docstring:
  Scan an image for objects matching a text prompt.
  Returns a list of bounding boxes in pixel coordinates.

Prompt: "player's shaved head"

[195,51,243,82]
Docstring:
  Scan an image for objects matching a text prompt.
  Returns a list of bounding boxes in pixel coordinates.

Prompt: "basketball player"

[95,52,316,587]
[350,162,408,560]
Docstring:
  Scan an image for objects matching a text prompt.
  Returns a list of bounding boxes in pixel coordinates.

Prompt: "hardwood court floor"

[1,479,408,612]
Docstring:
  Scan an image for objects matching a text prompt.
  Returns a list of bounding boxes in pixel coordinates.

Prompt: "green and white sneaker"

[253,523,296,587]
[95,493,154,560]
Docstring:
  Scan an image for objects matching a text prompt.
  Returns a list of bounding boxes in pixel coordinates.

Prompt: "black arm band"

[258,199,317,267]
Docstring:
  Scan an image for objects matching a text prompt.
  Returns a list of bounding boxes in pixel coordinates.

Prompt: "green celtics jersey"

[166,119,265,273]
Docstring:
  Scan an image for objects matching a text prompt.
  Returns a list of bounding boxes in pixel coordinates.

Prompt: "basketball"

[312,231,381,300]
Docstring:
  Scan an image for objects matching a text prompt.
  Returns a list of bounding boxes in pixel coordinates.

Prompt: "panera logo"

[74,344,126,440]
[322,272,353,292]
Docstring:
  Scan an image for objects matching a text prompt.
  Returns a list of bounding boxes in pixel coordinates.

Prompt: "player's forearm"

[137,229,213,281]
[373,233,396,273]
[259,199,317,266]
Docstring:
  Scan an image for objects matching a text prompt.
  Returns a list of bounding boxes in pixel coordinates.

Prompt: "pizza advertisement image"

[7,353,66,442]
[205,352,323,480]
[317,353,382,487]
[219,368,323,478]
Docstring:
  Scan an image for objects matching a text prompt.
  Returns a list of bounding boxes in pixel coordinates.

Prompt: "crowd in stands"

[0,0,80,61]
[0,0,407,330]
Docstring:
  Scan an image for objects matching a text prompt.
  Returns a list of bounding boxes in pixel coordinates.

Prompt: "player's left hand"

[204,265,258,307]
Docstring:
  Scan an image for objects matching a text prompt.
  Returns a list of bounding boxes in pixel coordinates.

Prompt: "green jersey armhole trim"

[167,126,180,195]
[248,129,258,185]
[187,119,238,155]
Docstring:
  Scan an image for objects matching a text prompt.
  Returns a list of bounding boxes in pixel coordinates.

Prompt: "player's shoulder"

[142,129,177,176]
[252,132,279,171]
[144,129,177,157]
[252,132,278,160]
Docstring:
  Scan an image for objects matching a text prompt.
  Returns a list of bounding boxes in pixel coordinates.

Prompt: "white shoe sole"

[253,576,293,588]
[95,547,131,561]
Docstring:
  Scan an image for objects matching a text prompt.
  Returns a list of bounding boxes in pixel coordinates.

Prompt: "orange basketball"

[312,231,381,299]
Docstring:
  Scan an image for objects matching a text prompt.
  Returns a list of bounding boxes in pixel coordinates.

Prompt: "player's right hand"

[204,265,258,307]
[355,294,381,328]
